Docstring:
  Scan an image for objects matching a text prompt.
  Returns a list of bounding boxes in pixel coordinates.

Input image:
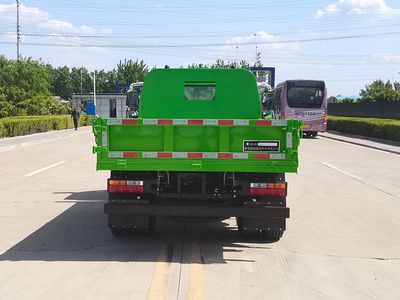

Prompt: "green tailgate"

[93,68,301,173]
[93,118,302,173]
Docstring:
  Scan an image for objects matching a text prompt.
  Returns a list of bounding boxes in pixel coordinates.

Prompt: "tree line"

[1,54,399,118]
[0,56,149,118]
[328,80,400,103]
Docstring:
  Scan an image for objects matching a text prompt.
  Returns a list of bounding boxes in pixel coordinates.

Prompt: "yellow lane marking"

[188,243,205,300]
[147,244,172,300]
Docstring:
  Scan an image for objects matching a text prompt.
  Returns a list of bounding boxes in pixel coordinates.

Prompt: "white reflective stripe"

[173,152,188,158]
[287,132,293,148]
[202,152,218,159]
[250,183,268,188]
[109,152,123,158]
[270,154,286,160]
[259,142,279,147]
[101,132,107,147]
[143,119,158,125]
[127,180,143,186]
[233,120,249,126]
[107,119,122,125]
[173,119,188,125]
[233,153,248,159]
[271,120,287,126]
[203,119,218,125]
[142,152,157,158]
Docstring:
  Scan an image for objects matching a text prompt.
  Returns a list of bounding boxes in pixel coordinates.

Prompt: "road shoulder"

[319,131,400,155]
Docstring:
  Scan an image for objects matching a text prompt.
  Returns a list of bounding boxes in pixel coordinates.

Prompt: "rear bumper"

[104,203,289,218]
[302,123,326,132]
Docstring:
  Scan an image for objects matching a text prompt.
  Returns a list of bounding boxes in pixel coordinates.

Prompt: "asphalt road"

[0,127,399,300]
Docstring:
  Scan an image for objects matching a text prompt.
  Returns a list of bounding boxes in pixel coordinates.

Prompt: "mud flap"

[108,214,153,230]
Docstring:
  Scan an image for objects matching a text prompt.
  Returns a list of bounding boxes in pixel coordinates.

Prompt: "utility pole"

[93,70,96,107]
[16,0,21,60]
[80,68,83,93]
[89,71,96,106]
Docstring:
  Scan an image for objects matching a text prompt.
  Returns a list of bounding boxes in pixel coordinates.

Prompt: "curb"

[319,134,400,155]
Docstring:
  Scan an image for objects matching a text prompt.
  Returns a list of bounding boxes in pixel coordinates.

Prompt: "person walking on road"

[71,107,80,130]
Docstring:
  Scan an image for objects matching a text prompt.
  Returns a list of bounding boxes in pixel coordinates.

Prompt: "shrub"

[0,115,94,137]
[327,116,400,142]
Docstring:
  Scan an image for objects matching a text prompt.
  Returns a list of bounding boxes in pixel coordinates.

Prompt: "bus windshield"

[287,81,324,108]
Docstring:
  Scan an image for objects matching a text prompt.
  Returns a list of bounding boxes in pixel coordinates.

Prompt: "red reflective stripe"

[122,119,138,125]
[188,120,203,125]
[254,154,270,159]
[218,153,233,159]
[188,153,202,158]
[256,120,272,126]
[109,185,144,193]
[218,120,234,125]
[158,152,173,158]
[158,119,173,125]
[123,152,139,158]
[250,188,286,196]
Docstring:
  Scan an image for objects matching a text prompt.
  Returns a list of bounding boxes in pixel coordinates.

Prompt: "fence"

[328,101,400,119]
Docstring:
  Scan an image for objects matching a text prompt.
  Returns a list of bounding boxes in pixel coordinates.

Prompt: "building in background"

[72,93,126,118]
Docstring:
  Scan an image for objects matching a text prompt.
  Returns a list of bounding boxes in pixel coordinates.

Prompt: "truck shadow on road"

[0,190,276,264]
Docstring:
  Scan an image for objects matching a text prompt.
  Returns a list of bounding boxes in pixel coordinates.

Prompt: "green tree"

[116,59,148,84]
[360,80,400,102]
[96,69,118,93]
[70,67,93,94]
[328,96,339,103]
[0,56,54,117]
[50,66,74,100]
[254,51,262,67]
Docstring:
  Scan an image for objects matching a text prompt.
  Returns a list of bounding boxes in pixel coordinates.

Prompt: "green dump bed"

[93,68,302,173]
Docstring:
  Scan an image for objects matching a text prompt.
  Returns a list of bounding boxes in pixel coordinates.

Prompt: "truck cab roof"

[139,68,261,119]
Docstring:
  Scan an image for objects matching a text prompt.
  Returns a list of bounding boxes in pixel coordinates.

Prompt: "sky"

[0,0,400,96]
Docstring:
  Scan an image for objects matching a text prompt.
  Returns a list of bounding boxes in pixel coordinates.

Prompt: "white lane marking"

[25,161,66,177]
[320,135,398,156]
[301,153,364,181]
[320,162,365,181]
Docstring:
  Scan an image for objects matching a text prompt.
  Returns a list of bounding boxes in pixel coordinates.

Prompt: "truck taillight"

[108,180,144,193]
[250,183,287,196]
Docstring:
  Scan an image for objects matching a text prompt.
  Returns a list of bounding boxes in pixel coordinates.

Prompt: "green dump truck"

[93,68,302,240]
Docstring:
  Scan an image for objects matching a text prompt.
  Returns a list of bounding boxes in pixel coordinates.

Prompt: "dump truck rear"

[93,68,302,240]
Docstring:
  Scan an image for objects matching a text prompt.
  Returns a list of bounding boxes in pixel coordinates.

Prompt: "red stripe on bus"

[188,153,202,158]
[218,120,234,126]
[256,120,272,126]
[158,120,173,125]
[122,119,138,125]
[218,153,233,159]
[123,152,139,158]
[188,120,203,125]
[254,154,270,159]
[158,152,173,158]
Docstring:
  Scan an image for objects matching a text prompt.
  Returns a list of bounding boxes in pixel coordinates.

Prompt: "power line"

[0,21,395,40]
[1,30,399,49]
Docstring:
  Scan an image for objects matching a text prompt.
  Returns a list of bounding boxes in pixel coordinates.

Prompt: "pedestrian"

[71,107,80,130]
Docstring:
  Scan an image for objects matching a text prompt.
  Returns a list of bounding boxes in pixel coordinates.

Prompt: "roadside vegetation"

[327,116,400,142]
[1,55,399,140]
[0,115,94,138]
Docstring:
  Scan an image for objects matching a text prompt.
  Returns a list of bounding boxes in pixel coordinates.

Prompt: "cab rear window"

[184,82,216,101]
